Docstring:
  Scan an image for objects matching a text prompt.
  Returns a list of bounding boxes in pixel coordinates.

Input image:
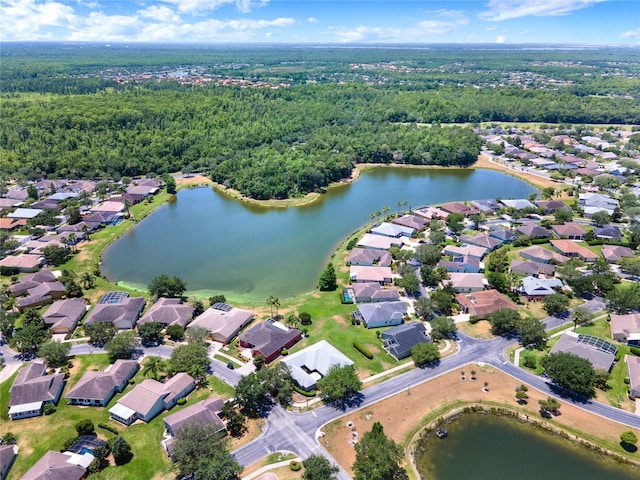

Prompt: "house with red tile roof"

[550,239,597,263]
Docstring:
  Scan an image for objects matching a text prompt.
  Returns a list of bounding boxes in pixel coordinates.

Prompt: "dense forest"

[1,44,639,199]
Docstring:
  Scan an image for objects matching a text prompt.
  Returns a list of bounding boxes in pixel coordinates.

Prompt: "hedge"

[293,385,317,397]
[630,347,640,357]
[98,423,119,435]
[353,341,374,359]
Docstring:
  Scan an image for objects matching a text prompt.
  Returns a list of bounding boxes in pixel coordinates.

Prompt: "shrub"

[177,398,187,406]
[346,237,359,250]
[293,385,317,397]
[128,378,136,385]
[299,312,312,325]
[281,348,289,356]
[624,377,630,384]
[75,419,95,436]
[62,436,79,452]
[0,266,19,276]
[630,347,640,357]
[353,341,374,360]
[290,460,302,471]
[43,404,56,415]
[523,354,537,369]
[98,423,119,435]
[469,315,479,325]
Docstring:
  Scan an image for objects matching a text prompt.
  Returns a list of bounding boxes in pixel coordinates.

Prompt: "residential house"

[610,313,640,346]
[66,360,139,407]
[578,193,619,216]
[439,202,478,216]
[445,272,485,293]
[509,259,556,277]
[187,303,254,344]
[413,206,448,220]
[346,248,392,267]
[593,226,623,242]
[455,289,519,320]
[83,292,146,330]
[488,228,518,243]
[516,224,552,239]
[519,246,569,264]
[392,214,427,231]
[550,331,617,372]
[437,256,482,274]
[8,362,65,420]
[0,254,46,273]
[162,397,226,455]
[626,356,640,398]
[43,298,87,334]
[519,276,562,299]
[7,208,43,220]
[371,222,415,238]
[535,200,573,213]
[381,322,431,360]
[470,199,501,213]
[349,266,393,284]
[354,301,407,329]
[281,340,354,391]
[8,270,58,296]
[15,280,66,312]
[500,199,537,210]
[550,239,598,263]
[443,244,487,261]
[0,217,26,231]
[20,451,86,480]
[239,319,302,363]
[138,297,195,328]
[459,233,503,251]
[346,282,400,303]
[109,373,195,425]
[357,233,403,250]
[0,444,18,480]
[601,245,635,263]
[551,222,586,241]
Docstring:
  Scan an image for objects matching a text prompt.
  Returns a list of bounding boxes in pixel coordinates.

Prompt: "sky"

[0,0,638,44]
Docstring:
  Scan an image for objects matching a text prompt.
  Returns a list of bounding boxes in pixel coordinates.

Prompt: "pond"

[414,413,639,480]
[101,167,536,303]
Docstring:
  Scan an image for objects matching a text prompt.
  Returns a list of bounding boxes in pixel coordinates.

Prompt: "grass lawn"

[457,320,494,339]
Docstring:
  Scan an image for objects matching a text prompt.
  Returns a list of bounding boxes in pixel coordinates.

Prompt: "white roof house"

[370,222,415,238]
[281,340,354,391]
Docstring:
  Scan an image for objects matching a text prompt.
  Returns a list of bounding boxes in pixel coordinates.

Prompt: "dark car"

[226,362,235,370]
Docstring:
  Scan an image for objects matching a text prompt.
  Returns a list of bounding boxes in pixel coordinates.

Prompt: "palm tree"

[80,272,96,290]
[81,223,90,241]
[142,356,166,380]
[68,233,77,253]
[123,199,132,219]
[266,295,280,319]
[396,201,402,217]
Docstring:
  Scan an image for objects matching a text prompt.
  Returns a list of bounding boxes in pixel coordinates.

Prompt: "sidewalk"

[0,363,21,385]
[242,457,301,480]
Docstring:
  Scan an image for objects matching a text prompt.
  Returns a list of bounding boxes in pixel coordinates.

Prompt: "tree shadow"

[620,442,638,453]
[325,392,365,411]
[548,383,591,404]
[417,359,441,370]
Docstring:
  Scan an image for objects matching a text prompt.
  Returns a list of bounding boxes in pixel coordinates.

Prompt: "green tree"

[80,272,96,289]
[266,295,280,318]
[353,422,408,480]
[148,274,187,298]
[429,316,457,341]
[259,366,294,407]
[42,244,70,266]
[517,317,547,349]
[109,435,133,465]
[105,331,138,360]
[488,309,520,336]
[620,431,638,448]
[191,299,205,317]
[172,423,240,480]
[538,396,561,415]
[571,306,593,331]
[590,210,611,227]
[166,325,185,341]
[395,270,420,294]
[234,372,270,418]
[412,342,440,367]
[415,243,443,265]
[165,176,177,195]
[554,208,573,224]
[318,263,338,291]
[414,296,434,321]
[137,322,163,346]
[38,341,71,367]
[220,402,246,438]
[486,248,510,274]
[253,354,266,371]
[541,352,596,397]
[85,322,116,346]
[185,326,209,345]
[542,293,571,316]
[316,364,363,405]
[618,256,640,277]
[169,343,209,378]
[302,455,339,480]
[142,356,166,380]
[75,419,95,436]
[429,287,456,315]
[12,323,50,355]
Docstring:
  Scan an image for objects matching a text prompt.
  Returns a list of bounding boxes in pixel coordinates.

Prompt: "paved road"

[541,295,607,331]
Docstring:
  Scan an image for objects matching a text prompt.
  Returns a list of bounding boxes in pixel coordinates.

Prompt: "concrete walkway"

[0,363,21,384]
[242,456,302,480]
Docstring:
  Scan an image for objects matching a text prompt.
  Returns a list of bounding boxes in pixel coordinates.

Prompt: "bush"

[299,312,312,325]
[75,419,95,436]
[630,347,640,357]
[346,237,359,250]
[0,266,19,276]
[281,348,289,356]
[469,315,479,325]
[353,341,374,360]
[43,404,56,415]
[523,354,537,369]
[293,385,317,397]
[62,436,79,452]
[624,377,631,385]
[98,423,119,435]
[290,460,302,472]
[177,398,187,406]
[128,378,136,385]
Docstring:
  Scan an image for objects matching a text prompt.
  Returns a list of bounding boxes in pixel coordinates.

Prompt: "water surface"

[102,167,536,302]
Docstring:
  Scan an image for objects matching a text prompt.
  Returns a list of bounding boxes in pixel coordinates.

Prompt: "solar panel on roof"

[577,334,617,355]
[212,302,232,312]
[99,291,129,304]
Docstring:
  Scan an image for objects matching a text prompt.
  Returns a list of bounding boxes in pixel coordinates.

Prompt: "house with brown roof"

[445,272,485,292]
[443,244,488,260]
[349,266,393,284]
[516,224,552,239]
[519,246,569,264]
[8,362,65,420]
[188,303,254,344]
[610,313,640,346]
[0,444,18,480]
[15,280,66,312]
[626,356,640,398]
[392,214,427,231]
[509,259,556,277]
[413,206,448,220]
[109,373,195,425]
[551,222,586,241]
[550,239,598,263]
[66,360,139,407]
[0,217,26,231]
[162,397,226,455]
[345,283,400,303]
[84,293,146,330]
[346,248,392,267]
[439,202,478,216]
[43,298,87,334]
[357,233,403,250]
[601,244,634,263]
[20,451,86,480]
[239,319,302,363]
[138,297,194,328]
[455,289,519,320]
[535,200,573,213]
[0,254,46,272]
[459,233,503,251]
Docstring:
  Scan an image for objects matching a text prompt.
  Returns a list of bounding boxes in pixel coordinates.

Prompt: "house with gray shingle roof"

[20,451,86,480]
[501,199,537,210]
[162,397,226,455]
[489,228,518,243]
[66,360,138,407]
[470,199,501,213]
[138,297,194,328]
[381,322,431,360]
[350,266,393,284]
[239,320,302,363]
[347,248,392,267]
[551,222,586,240]
[8,362,65,420]
[509,259,556,277]
[593,225,622,242]
[347,282,400,303]
[601,244,634,263]
[355,301,407,329]
[516,224,552,239]
[43,298,87,334]
[626,356,640,398]
[84,294,146,330]
[392,214,427,231]
[188,303,254,344]
[550,331,617,372]
[459,233,503,251]
[0,444,18,480]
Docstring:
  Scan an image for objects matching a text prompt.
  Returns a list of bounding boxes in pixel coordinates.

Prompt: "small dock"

[435,428,448,439]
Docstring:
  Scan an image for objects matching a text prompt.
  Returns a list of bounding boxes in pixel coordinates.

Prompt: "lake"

[414,413,639,479]
[101,167,536,303]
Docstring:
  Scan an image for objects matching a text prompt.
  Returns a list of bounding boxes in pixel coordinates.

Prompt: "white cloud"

[0,0,77,41]
[495,35,507,43]
[620,28,640,38]
[158,0,269,15]
[138,6,181,23]
[418,18,469,35]
[307,16,318,23]
[481,0,606,22]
